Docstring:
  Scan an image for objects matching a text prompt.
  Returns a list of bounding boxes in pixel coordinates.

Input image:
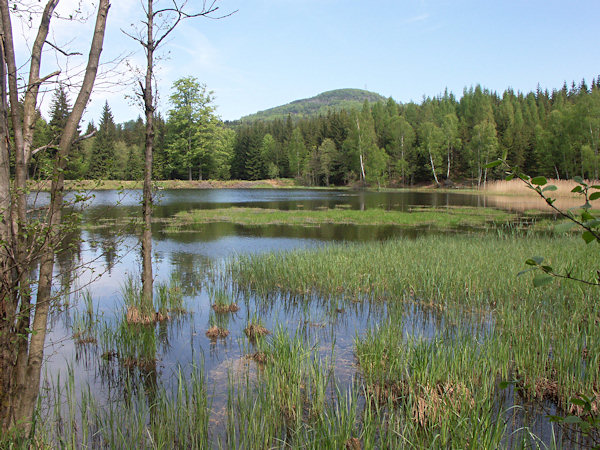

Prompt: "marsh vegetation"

[8,188,600,448]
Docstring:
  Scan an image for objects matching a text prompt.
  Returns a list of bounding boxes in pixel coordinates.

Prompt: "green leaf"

[525,256,544,266]
[484,160,503,169]
[541,265,553,273]
[581,210,594,221]
[570,398,588,407]
[542,185,557,192]
[582,231,596,244]
[533,274,553,287]
[572,186,583,193]
[574,176,585,185]
[589,192,600,201]
[505,174,515,181]
[562,415,583,424]
[531,176,547,186]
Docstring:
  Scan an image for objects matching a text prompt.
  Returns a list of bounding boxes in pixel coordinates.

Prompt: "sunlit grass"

[168,206,516,231]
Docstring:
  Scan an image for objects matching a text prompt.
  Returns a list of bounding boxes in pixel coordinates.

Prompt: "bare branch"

[73,130,96,144]
[30,143,56,157]
[31,69,60,87]
[44,40,82,57]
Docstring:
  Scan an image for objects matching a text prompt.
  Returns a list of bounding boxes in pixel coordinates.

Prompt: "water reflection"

[37,188,566,446]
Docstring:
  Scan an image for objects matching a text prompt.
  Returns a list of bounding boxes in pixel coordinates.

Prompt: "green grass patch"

[227,234,600,416]
[168,206,516,231]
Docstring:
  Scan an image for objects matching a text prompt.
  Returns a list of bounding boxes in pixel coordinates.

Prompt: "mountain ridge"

[238,88,388,122]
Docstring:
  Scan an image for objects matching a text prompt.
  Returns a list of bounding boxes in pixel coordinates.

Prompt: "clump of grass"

[205,313,230,340]
[205,326,229,339]
[244,315,270,341]
[122,273,187,324]
[209,287,239,313]
[122,276,155,324]
[38,364,210,448]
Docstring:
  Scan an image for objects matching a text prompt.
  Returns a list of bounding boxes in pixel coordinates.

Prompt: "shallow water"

[36,188,562,445]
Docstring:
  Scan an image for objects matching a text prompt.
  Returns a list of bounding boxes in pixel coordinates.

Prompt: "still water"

[39,188,539,442]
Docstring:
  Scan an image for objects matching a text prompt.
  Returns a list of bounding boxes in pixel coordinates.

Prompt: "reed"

[485,178,600,197]
[227,233,600,420]
[72,291,97,345]
[36,364,210,448]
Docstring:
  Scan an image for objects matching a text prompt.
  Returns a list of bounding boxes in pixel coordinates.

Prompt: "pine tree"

[87,101,117,179]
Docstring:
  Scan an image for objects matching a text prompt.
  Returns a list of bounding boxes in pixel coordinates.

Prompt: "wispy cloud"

[404,13,430,24]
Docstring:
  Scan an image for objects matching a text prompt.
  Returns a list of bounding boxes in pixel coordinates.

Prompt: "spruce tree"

[87,101,117,179]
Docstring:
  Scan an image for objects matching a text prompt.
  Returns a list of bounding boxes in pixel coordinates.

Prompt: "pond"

[36,188,576,447]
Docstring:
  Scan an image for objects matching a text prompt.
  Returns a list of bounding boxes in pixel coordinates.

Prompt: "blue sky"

[22,0,600,124]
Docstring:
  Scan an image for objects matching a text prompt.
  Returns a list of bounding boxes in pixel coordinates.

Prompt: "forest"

[30,76,600,187]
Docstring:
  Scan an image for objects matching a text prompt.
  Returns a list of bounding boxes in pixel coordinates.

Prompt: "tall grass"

[36,365,210,448]
[227,233,600,420]
[485,178,600,197]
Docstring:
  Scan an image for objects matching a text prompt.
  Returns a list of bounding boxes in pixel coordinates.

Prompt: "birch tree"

[0,0,110,432]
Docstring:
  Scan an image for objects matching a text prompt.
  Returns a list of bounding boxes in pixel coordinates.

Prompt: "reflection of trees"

[168,252,210,295]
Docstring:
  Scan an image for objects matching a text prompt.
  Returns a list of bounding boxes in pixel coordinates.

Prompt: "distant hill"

[239,88,388,122]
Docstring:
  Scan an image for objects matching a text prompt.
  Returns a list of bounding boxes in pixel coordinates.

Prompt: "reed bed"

[36,366,210,448]
[227,233,600,439]
[485,178,600,197]
[21,231,599,447]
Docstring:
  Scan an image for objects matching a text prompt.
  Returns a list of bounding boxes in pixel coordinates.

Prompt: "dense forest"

[30,77,600,187]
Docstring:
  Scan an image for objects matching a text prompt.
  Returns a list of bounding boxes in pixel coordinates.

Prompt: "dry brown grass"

[244,323,270,341]
[367,380,474,427]
[485,178,599,197]
[247,351,269,365]
[125,306,157,324]
[205,326,229,339]
[412,382,475,427]
[211,303,240,314]
[483,178,600,212]
[345,437,362,450]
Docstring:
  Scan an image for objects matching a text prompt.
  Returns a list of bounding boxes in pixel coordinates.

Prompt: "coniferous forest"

[32,77,600,186]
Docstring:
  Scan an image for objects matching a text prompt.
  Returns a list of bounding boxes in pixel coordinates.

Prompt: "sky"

[13,0,600,125]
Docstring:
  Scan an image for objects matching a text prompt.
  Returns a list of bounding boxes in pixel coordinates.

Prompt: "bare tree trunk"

[428,147,439,186]
[446,144,451,179]
[141,0,155,308]
[0,0,110,432]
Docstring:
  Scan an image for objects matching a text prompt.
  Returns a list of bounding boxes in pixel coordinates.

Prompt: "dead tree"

[123,0,234,312]
[0,0,110,433]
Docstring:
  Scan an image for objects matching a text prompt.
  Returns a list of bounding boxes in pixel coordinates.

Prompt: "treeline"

[231,79,600,186]
[30,77,600,186]
[30,79,236,182]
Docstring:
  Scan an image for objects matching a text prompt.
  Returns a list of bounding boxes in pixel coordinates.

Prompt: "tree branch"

[44,40,82,57]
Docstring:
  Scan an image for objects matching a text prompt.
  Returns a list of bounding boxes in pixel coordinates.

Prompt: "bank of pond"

[8,188,600,448]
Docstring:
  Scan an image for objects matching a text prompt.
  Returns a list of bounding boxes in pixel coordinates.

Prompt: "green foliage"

[165,77,225,180]
[87,101,117,179]
[240,88,387,122]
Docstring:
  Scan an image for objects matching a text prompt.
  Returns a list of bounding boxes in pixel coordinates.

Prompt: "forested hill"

[239,89,387,122]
